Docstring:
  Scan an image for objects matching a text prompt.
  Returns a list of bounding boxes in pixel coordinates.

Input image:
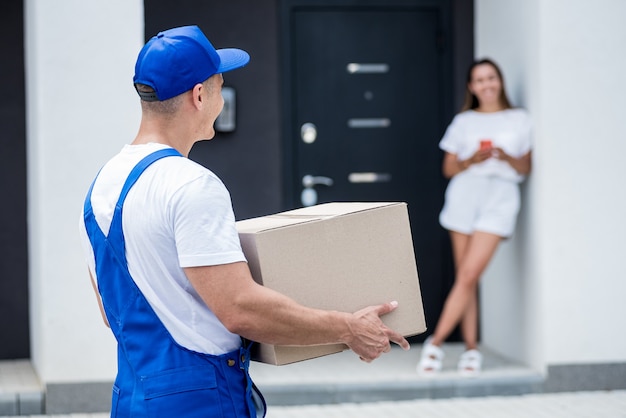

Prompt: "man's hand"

[343,301,410,362]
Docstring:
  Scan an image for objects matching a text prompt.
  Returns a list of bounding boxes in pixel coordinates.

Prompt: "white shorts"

[439,173,521,238]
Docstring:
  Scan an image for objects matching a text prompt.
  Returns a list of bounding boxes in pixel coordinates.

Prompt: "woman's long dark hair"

[461,58,513,112]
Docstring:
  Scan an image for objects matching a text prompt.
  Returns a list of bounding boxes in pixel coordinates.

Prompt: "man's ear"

[191,83,204,109]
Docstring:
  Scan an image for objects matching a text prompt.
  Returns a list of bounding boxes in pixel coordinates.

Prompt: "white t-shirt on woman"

[439,108,532,183]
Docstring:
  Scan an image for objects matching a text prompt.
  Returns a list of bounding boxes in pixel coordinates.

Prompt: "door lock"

[301,123,317,144]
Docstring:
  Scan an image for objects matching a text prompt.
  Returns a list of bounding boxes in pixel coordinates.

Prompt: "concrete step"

[0,359,44,416]
[250,343,544,406]
[0,343,544,415]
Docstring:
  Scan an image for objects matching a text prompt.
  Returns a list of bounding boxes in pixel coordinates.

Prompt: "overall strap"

[115,148,183,213]
[84,147,183,219]
[83,148,183,261]
[108,148,183,239]
[82,147,184,333]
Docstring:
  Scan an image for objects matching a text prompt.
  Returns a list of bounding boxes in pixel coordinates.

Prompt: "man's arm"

[184,261,410,362]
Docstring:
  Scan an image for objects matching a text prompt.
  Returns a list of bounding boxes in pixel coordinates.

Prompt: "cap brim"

[216,48,250,73]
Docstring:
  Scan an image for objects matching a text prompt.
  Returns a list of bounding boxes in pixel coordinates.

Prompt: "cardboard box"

[236,202,426,365]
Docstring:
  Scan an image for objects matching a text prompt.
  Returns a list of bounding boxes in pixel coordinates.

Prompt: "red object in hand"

[480,139,493,150]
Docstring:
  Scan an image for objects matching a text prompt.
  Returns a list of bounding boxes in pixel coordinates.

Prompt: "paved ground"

[268,391,626,417]
[2,344,625,417]
[2,390,626,417]
[250,343,545,405]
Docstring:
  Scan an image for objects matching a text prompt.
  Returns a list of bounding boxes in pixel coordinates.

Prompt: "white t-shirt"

[439,108,532,183]
[79,143,246,355]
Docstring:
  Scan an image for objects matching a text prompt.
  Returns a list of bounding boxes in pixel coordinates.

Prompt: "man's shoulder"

[150,155,228,200]
[158,154,218,181]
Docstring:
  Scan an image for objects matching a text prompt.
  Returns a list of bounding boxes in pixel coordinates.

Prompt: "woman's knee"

[455,268,481,289]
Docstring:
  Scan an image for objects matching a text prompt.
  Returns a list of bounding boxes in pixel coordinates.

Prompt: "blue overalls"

[83,149,266,417]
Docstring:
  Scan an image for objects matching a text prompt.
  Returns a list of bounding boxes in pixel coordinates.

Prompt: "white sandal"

[457,349,482,376]
[417,336,444,375]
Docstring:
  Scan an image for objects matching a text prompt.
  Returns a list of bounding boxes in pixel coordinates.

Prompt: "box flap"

[281,202,401,217]
[236,215,316,234]
[236,202,403,234]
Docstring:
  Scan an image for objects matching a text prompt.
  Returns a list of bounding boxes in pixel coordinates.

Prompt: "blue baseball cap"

[133,25,250,101]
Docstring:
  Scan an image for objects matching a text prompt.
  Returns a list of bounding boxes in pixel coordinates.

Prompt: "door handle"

[302,175,334,188]
[301,175,333,207]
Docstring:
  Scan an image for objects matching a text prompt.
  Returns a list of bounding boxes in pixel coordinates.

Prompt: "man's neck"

[133,118,193,157]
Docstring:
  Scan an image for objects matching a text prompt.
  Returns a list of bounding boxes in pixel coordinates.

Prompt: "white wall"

[475,0,544,371]
[25,0,144,382]
[538,0,626,365]
[477,0,626,369]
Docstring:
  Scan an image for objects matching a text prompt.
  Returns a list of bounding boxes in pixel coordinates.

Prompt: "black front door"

[283,2,456,340]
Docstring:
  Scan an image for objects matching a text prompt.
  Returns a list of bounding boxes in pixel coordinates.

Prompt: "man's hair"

[136,78,214,116]
[135,83,184,115]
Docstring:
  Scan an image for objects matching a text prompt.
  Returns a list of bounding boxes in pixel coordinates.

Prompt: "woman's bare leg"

[449,231,476,348]
[450,232,479,350]
[450,231,470,271]
[429,231,501,347]
[461,291,478,350]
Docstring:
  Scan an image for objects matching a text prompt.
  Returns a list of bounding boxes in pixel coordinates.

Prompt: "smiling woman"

[417,58,533,377]
[462,58,512,112]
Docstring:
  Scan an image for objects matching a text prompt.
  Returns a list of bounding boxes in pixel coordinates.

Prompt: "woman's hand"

[443,148,532,178]
[472,148,496,164]
[442,148,493,178]
[492,148,532,175]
